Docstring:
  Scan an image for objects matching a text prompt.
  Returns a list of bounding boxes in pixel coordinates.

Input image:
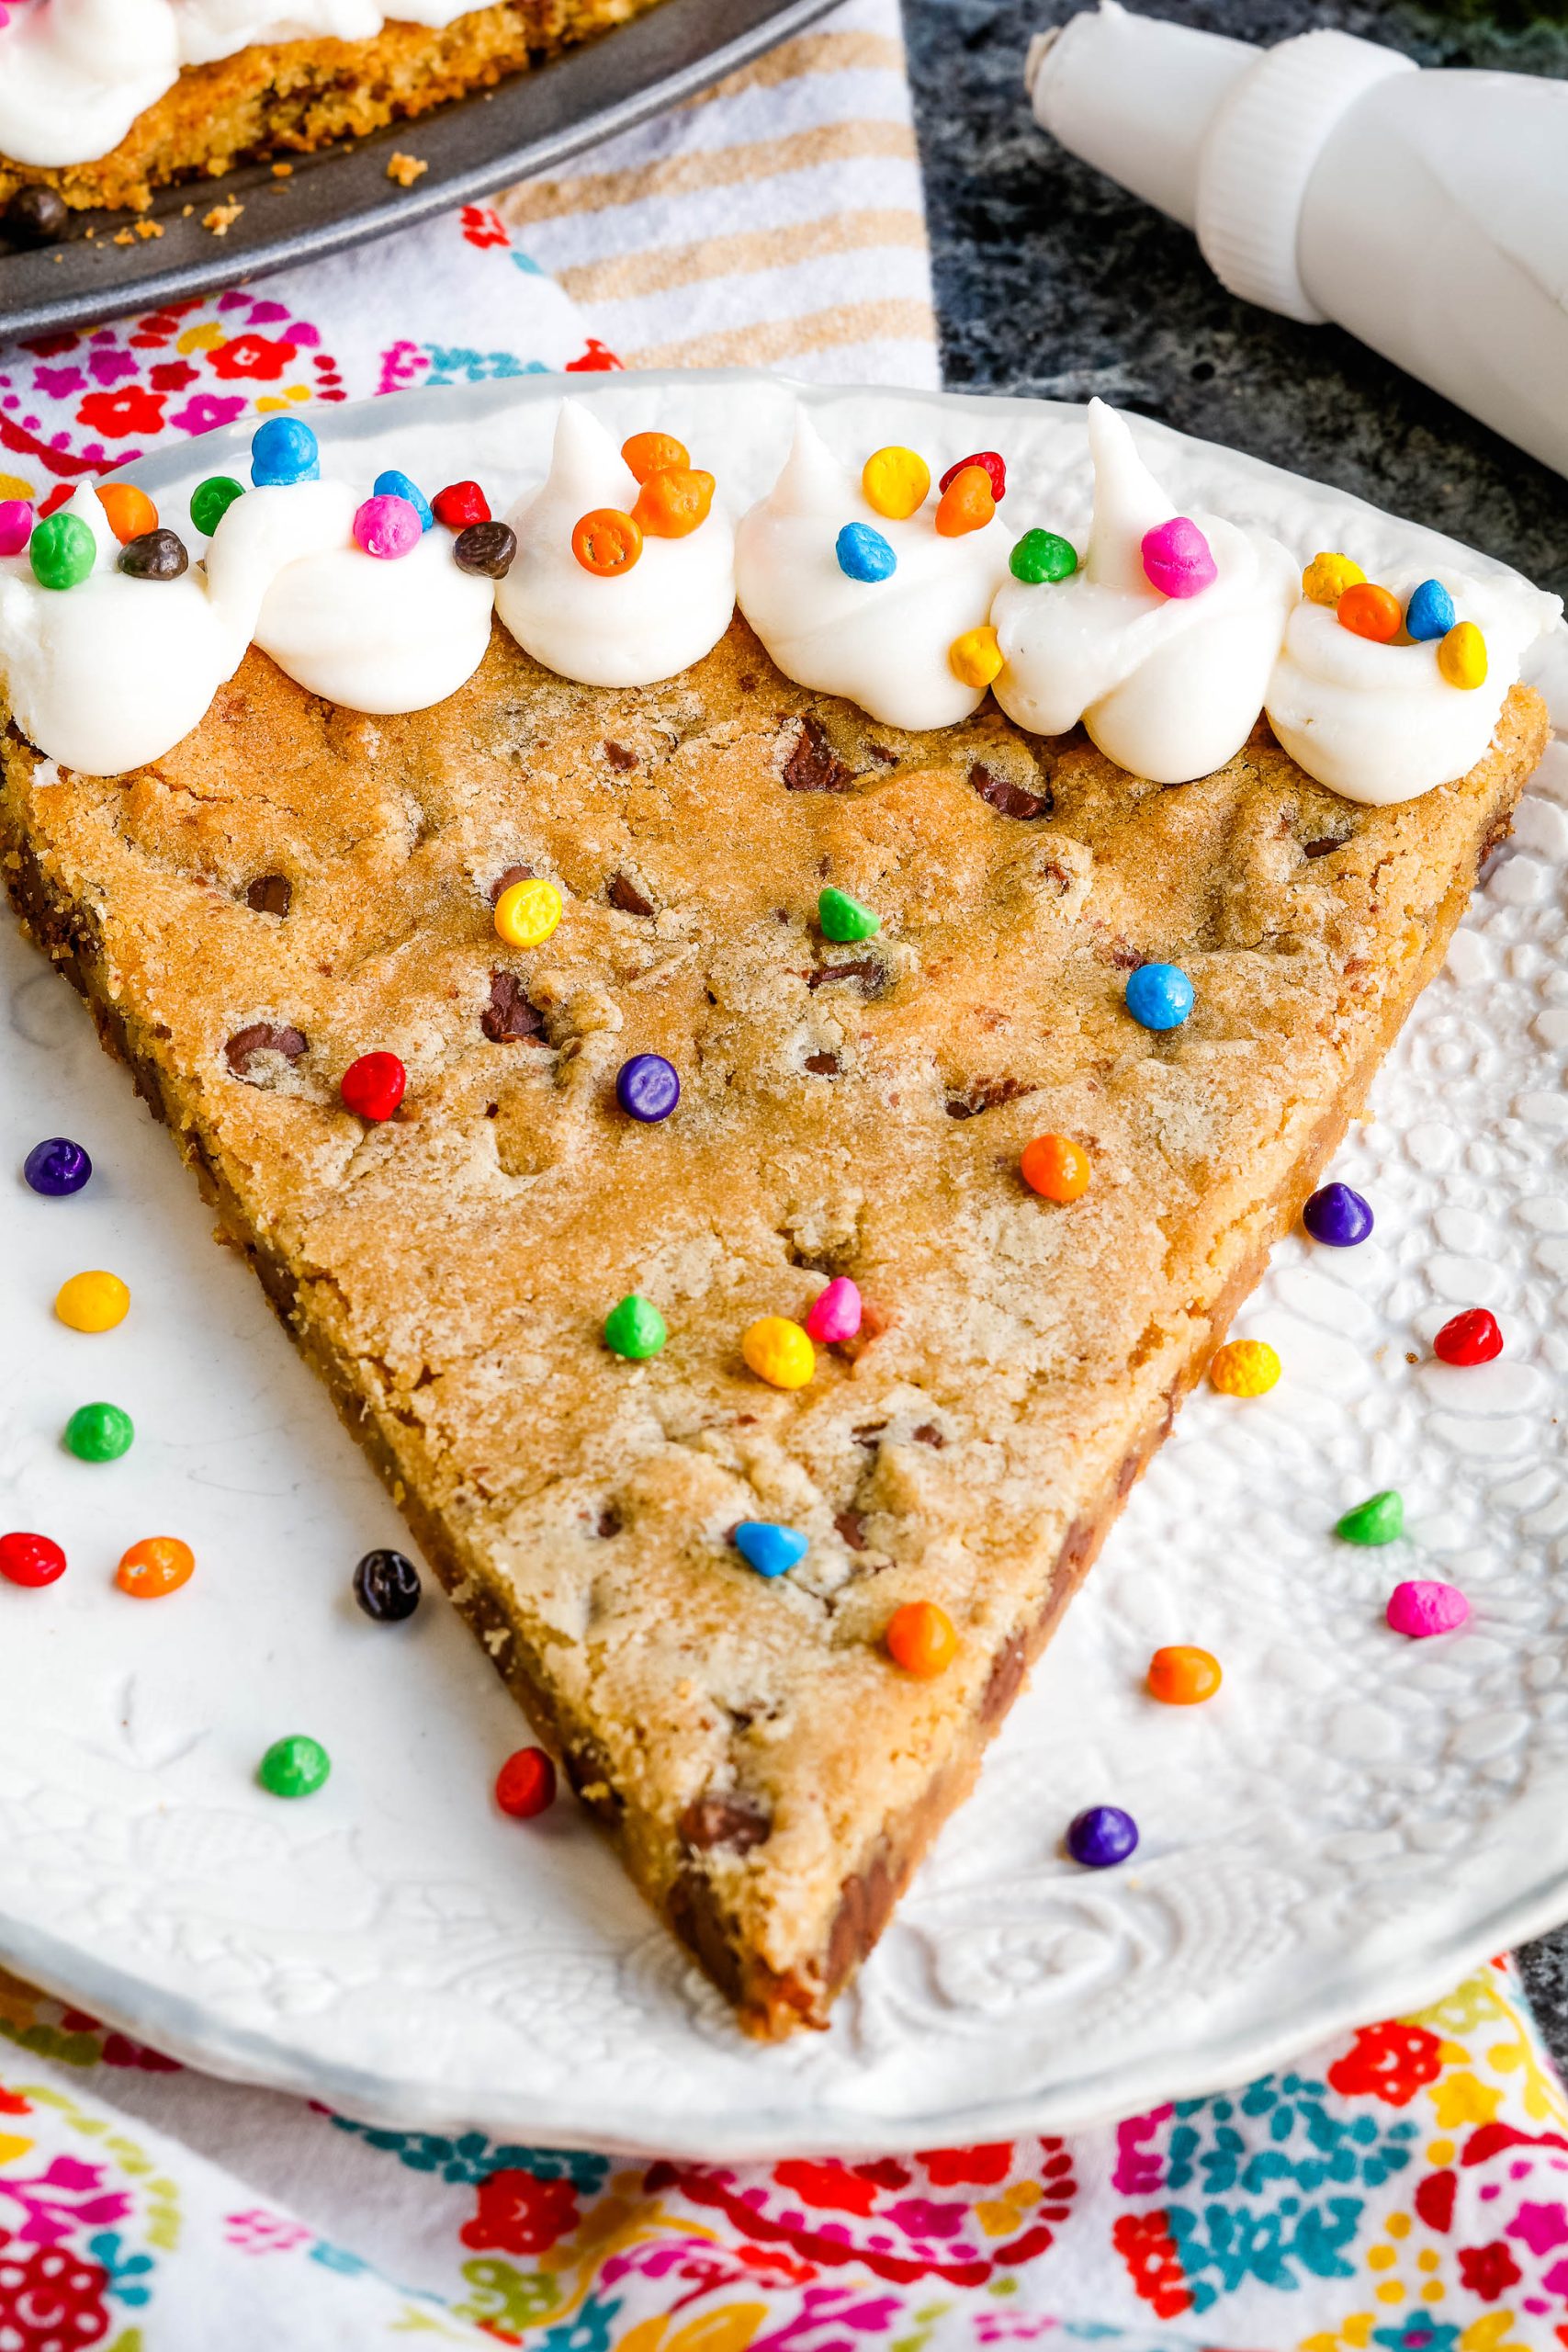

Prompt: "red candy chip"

[1433,1306,1503,1366]
[340,1050,407,1122]
[939,449,1006,503]
[38,483,74,520]
[433,480,491,530]
[0,1531,67,1588]
[495,1746,557,1818]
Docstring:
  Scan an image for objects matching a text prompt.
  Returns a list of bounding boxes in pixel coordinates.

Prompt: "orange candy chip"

[116,1536,195,1600]
[621,431,689,485]
[886,1599,959,1678]
[632,466,715,540]
[572,507,643,576]
[1021,1132,1090,1203]
[1337,582,1403,643]
[1147,1644,1222,1706]
[98,482,158,545]
[934,464,995,538]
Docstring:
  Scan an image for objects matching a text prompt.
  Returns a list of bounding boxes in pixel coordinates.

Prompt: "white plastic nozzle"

[1027,3,1414,320]
[1026,1,1253,231]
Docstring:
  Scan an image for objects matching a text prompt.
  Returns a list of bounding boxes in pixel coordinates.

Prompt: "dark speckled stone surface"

[901,0,1568,2064]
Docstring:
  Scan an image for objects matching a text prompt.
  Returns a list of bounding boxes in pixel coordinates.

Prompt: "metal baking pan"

[0,0,838,339]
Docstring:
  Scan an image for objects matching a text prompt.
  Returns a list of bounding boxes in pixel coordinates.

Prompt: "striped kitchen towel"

[499,0,942,388]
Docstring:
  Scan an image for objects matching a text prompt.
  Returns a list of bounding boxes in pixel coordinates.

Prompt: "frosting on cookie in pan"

[734,412,1010,732]
[495,401,736,690]
[0,0,481,169]
[989,400,1298,786]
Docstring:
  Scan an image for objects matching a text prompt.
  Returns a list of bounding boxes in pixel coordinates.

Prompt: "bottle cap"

[1029,4,1414,321]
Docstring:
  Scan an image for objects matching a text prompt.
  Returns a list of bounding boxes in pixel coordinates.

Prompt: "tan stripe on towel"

[625,296,937,369]
[685,27,907,107]
[499,120,918,227]
[556,208,926,303]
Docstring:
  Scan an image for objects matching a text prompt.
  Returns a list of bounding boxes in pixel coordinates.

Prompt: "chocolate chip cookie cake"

[0,0,667,223]
[0,390,1556,2033]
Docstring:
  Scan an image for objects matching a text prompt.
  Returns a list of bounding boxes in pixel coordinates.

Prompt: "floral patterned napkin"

[3,1959,1566,2349]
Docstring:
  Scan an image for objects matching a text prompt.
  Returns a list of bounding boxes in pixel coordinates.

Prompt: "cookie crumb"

[134,218,164,240]
[202,199,243,235]
[271,161,294,178]
[387,151,428,189]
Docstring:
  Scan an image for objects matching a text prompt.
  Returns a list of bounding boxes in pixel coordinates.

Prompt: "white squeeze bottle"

[1026,1,1568,481]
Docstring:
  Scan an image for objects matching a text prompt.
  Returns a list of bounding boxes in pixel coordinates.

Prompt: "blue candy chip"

[1125,961,1194,1032]
[252,416,321,488]
[731,1522,808,1578]
[1404,577,1456,642]
[374,469,434,531]
[836,522,897,583]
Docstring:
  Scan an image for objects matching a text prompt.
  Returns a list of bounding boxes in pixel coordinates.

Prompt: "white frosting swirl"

[495,401,735,689]
[733,410,1010,731]
[251,484,494,712]
[990,400,1298,785]
[0,0,480,167]
[1265,572,1562,806]
[0,476,491,772]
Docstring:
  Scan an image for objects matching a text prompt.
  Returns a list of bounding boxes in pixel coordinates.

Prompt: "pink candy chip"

[0,499,33,559]
[353,492,422,561]
[1141,515,1217,600]
[804,1276,862,1345]
[1386,1578,1471,1640]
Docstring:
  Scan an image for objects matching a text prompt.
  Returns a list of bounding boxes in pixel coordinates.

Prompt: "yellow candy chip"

[862,446,931,523]
[741,1315,816,1391]
[950,625,1003,690]
[494,876,562,949]
[1437,619,1487,691]
[1210,1338,1280,1398]
[55,1269,130,1333]
[1302,551,1365,606]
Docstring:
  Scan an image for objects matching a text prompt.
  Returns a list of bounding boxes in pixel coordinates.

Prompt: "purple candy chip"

[615,1053,680,1124]
[23,1136,92,1197]
[1303,1182,1374,1249]
[1066,1804,1139,1869]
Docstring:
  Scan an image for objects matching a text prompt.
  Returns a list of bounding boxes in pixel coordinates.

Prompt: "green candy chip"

[63,1401,135,1463]
[604,1293,666,1361]
[1336,1488,1404,1546]
[190,475,245,537]
[818,886,881,944]
[29,511,96,592]
[258,1735,332,1799]
[1010,528,1078,586]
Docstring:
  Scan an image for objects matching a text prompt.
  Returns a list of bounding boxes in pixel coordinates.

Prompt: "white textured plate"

[3,373,1567,2159]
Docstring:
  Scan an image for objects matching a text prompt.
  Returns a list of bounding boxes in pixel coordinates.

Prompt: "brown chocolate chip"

[738,673,757,692]
[783,716,852,794]
[482,970,547,1045]
[225,1022,307,1080]
[595,1505,623,1538]
[607,870,655,917]
[1303,836,1347,860]
[835,1508,868,1552]
[245,874,292,917]
[912,1423,945,1448]
[489,864,535,905]
[852,1421,886,1447]
[603,740,637,771]
[807,958,884,996]
[680,1792,772,1854]
[804,1050,841,1075]
[865,742,898,766]
[971,763,1052,821]
[945,1076,1036,1119]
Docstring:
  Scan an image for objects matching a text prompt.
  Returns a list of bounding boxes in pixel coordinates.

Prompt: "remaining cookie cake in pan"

[0,392,1556,2033]
[0,0,666,220]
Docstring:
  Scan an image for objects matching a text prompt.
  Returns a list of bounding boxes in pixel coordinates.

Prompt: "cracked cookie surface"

[0,617,1546,2033]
